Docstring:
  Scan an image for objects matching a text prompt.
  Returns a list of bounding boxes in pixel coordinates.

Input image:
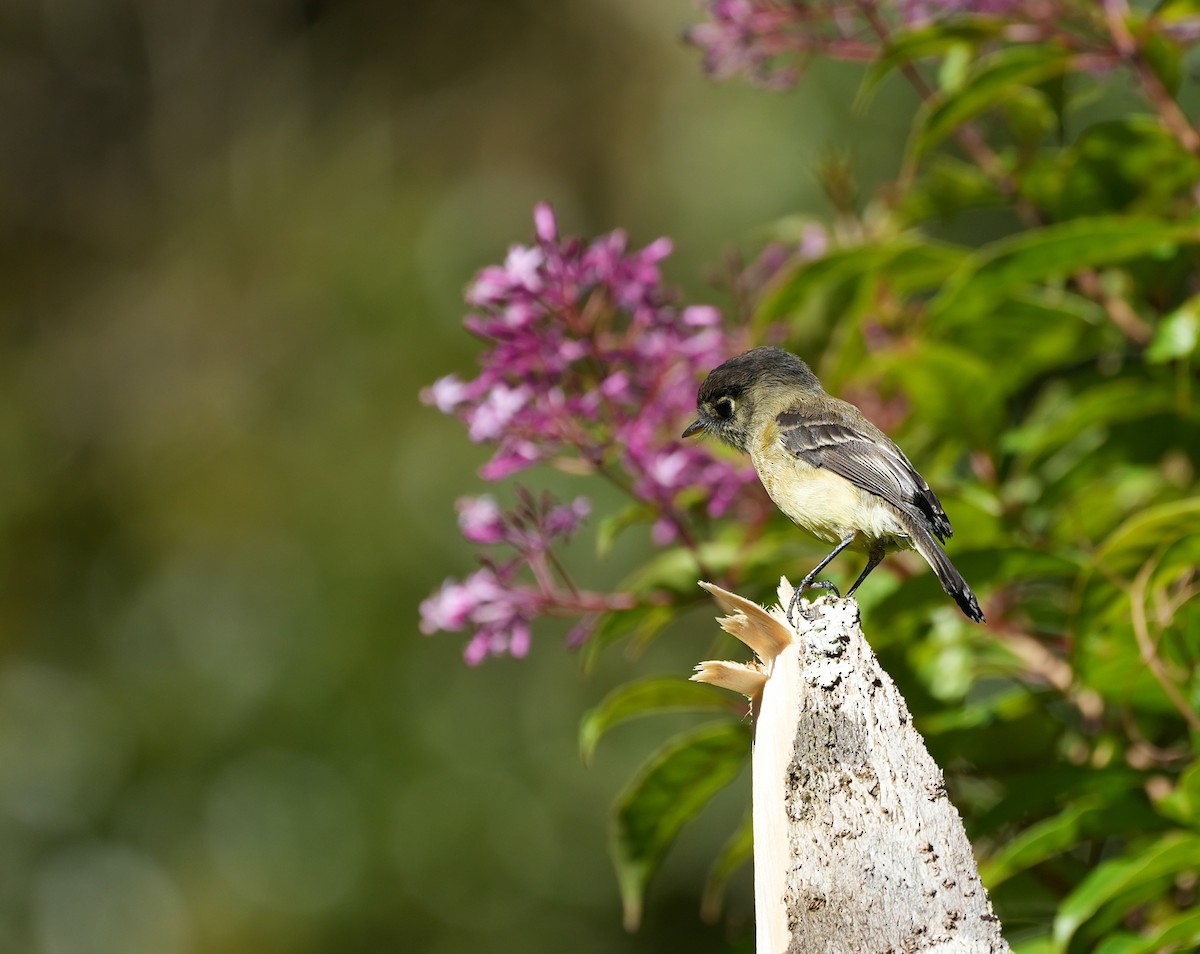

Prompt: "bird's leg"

[846,549,885,598]
[787,532,856,627]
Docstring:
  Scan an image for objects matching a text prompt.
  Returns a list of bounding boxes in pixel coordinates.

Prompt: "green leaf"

[934,292,1105,392]
[754,238,967,331]
[919,686,1034,736]
[971,766,1146,838]
[858,20,1005,107]
[880,239,972,293]
[1052,832,1200,951]
[1075,505,1200,711]
[1146,297,1200,363]
[1023,118,1200,220]
[595,502,657,558]
[908,43,1074,163]
[579,677,733,764]
[1157,0,1200,36]
[622,542,738,598]
[937,42,973,95]
[1095,909,1200,954]
[981,797,1163,889]
[868,340,1005,444]
[1141,29,1184,95]
[1010,939,1053,954]
[1003,87,1056,156]
[701,808,753,923]
[1001,378,1175,466]
[580,604,674,672]
[1156,761,1200,829]
[612,722,750,930]
[902,155,1004,220]
[1134,908,1200,953]
[1091,497,1200,578]
[927,216,1200,322]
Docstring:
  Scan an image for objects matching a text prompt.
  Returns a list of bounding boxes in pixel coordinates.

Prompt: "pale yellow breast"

[750,439,909,549]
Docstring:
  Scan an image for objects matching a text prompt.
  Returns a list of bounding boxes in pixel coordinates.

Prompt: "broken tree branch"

[694,579,1011,954]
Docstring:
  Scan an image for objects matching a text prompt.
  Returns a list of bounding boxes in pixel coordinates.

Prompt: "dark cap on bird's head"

[682,347,822,450]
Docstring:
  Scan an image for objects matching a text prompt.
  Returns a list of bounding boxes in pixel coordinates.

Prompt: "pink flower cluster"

[685,0,817,89]
[420,492,593,665]
[419,568,536,665]
[685,0,1043,88]
[898,0,1029,22]
[421,203,756,541]
[456,493,590,548]
[420,204,759,662]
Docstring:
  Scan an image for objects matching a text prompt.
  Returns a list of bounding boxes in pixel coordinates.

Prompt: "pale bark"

[694,580,1011,954]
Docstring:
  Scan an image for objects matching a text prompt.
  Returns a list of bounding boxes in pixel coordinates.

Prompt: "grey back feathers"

[775,414,954,542]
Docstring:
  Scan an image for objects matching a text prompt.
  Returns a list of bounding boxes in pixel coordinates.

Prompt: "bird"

[682,346,984,625]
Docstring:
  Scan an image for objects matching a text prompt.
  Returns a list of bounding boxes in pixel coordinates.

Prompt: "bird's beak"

[682,419,705,439]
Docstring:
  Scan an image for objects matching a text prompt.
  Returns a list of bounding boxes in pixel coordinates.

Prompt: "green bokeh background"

[0,3,917,951]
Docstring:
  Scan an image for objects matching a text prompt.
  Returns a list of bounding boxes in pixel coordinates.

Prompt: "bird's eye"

[714,397,735,420]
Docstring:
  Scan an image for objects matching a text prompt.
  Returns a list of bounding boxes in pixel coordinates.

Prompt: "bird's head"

[683,347,821,452]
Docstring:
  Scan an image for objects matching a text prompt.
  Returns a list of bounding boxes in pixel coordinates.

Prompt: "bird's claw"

[785,579,841,627]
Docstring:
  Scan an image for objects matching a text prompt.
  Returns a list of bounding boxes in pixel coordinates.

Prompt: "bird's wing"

[776,411,953,541]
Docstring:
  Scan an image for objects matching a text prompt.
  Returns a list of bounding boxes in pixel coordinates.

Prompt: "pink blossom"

[456,496,507,544]
[503,302,539,329]
[566,617,598,648]
[421,203,762,662]
[798,222,829,261]
[421,567,540,665]
[463,634,490,666]
[465,267,511,307]
[683,305,722,327]
[651,518,678,546]
[685,0,807,88]
[898,0,1028,23]
[544,497,591,537]
[462,616,532,664]
[648,450,690,490]
[507,620,532,658]
[424,204,754,505]
[466,384,531,442]
[686,1,1055,89]
[533,202,558,242]
[601,371,632,400]
[503,245,545,291]
[479,440,541,481]
[641,236,673,264]
[422,489,600,661]
[419,575,485,633]
[420,375,469,414]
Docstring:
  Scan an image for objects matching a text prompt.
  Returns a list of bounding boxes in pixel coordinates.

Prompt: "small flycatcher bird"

[683,346,984,624]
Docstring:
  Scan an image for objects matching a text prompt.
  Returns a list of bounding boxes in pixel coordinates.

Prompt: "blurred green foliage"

[576,8,1200,952]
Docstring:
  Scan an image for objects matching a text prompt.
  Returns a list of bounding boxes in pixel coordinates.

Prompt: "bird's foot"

[785,579,841,628]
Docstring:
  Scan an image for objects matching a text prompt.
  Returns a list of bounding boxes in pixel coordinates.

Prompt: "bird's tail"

[905,519,985,623]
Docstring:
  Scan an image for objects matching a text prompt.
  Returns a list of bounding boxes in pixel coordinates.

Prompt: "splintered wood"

[694,580,1011,954]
